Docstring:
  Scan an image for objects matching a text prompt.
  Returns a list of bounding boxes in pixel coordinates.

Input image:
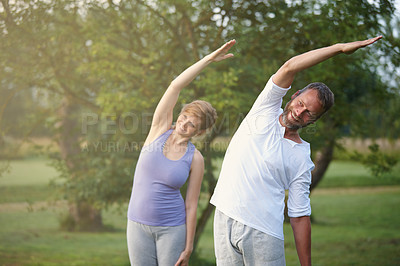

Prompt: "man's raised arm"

[273,36,382,88]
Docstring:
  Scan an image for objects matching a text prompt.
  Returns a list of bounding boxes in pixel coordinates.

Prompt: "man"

[210,36,382,266]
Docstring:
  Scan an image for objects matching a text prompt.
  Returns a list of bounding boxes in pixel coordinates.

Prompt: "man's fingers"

[344,35,382,54]
[365,35,383,46]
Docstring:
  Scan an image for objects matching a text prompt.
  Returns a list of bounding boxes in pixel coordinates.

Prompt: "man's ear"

[291,90,301,99]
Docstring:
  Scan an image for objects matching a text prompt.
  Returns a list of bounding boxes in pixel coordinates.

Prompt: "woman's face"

[175,113,203,137]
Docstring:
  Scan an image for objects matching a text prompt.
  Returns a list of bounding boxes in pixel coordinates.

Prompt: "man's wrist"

[335,43,346,54]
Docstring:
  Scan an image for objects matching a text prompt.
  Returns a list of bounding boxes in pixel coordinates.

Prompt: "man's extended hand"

[273,35,383,88]
[342,35,382,55]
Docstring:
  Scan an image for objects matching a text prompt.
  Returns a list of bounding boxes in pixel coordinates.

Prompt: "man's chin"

[282,116,301,130]
[287,124,301,130]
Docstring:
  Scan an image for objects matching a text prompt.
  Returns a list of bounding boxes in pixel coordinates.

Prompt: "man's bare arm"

[290,216,311,266]
[273,36,382,88]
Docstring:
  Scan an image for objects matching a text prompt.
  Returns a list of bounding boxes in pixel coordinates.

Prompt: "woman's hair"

[180,100,217,131]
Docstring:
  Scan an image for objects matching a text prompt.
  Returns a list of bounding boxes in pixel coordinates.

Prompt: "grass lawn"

[0,158,399,265]
[319,160,400,188]
[0,158,59,203]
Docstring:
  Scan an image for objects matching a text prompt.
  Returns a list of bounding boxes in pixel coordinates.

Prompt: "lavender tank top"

[127,129,195,226]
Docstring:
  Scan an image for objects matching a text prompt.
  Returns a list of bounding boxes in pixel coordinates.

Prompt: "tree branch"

[182,13,199,61]
[0,0,17,29]
[38,45,101,114]
[136,0,190,58]
[0,86,26,132]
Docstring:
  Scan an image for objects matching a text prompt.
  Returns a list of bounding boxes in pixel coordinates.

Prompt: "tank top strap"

[154,129,174,146]
[151,129,196,164]
[183,141,196,165]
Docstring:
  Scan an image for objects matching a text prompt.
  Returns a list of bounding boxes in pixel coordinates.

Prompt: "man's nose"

[296,107,306,117]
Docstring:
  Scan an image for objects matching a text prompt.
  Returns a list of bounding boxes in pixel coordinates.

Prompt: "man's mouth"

[290,111,301,123]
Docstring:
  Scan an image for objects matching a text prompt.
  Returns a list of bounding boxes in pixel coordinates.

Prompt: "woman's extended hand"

[207,39,236,62]
[341,35,382,55]
[174,250,191,266]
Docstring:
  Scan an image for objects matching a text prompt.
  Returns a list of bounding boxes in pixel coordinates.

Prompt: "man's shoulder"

[283,141,313,167]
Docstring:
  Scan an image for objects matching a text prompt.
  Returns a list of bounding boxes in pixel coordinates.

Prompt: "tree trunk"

[193,133,217,251]
[68,201,103,232]
[58,97,103,231]
[310,139,335,192]
[194,201,215,250]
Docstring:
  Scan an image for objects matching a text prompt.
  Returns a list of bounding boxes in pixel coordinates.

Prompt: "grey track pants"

[214,209,286,266]
[126,219,186,266]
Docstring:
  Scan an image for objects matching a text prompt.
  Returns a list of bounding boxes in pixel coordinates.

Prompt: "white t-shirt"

[210,76,314,240]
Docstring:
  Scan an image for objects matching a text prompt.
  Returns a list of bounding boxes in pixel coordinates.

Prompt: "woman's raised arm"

[145,40,236,145]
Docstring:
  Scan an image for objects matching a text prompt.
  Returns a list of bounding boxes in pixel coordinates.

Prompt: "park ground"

[0,158,400,265]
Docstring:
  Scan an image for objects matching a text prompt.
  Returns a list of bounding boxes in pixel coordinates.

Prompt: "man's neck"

[284,129,301,143]
[279,114,302,144]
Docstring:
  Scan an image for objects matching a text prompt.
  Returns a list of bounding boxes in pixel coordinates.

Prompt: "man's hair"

[298,82,334,118]
[180,100,218,130]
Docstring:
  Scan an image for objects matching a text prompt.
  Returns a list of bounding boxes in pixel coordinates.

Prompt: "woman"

[127,39,236,266]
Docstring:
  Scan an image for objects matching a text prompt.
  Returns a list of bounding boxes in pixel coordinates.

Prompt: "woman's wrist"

[202,54,214,64]
[184,246,193,254]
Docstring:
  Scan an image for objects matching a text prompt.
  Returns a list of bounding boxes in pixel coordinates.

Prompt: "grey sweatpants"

[127,219,186,266]
[214,209,286,266]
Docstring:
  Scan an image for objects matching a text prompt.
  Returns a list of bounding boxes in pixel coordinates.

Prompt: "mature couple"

[126,36,381,266]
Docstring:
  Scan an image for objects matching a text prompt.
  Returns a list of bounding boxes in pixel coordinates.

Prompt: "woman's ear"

[196,129,206,136]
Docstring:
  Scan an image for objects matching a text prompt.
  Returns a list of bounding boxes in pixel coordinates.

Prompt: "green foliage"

[1,0,399,235]
[351,144,399,177]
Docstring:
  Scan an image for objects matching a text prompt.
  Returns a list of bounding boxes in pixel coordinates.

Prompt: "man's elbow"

[290,216,311,225]
[281,59,297,74]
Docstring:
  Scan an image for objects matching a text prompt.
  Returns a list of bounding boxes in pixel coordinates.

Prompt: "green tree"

[219,0,398,190]
[1,0,399,254]
[1,0,103,230]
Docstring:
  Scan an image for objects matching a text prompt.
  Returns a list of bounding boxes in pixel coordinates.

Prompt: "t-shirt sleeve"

[287,166,313,218]
[248,75,291,117]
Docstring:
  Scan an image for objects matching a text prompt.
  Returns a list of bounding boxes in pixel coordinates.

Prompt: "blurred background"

[0,0,399,265]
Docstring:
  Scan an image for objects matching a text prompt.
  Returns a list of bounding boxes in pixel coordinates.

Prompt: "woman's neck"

[169,130,190,146]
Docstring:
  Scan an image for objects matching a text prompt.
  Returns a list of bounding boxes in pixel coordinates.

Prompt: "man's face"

[282,89,324,130]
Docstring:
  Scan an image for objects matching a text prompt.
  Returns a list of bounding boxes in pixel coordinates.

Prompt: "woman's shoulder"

[191,149,204,168]
[193,148,203,159]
